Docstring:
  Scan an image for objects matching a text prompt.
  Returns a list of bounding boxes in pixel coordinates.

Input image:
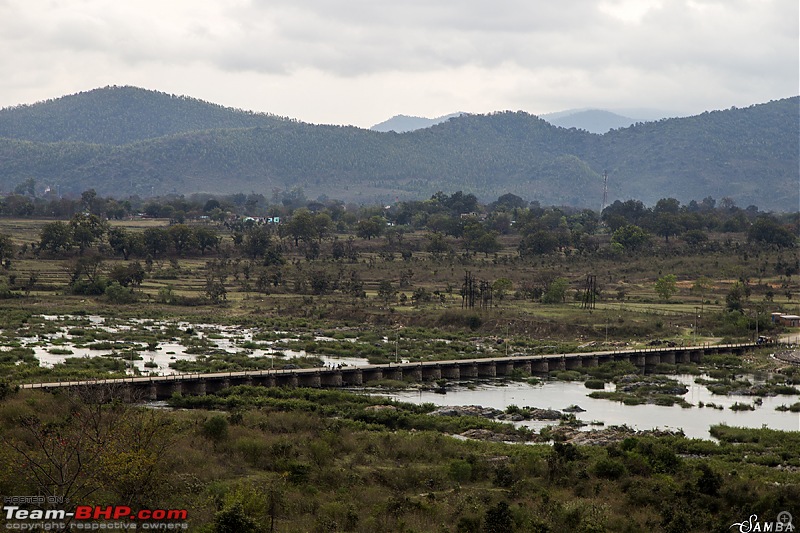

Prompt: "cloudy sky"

[1,0,797,127]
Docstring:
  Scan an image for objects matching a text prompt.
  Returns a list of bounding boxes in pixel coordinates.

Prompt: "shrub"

[202,415,229,443]
[449,459,473,483]
[584,379,606,390]
[593,457,626,480]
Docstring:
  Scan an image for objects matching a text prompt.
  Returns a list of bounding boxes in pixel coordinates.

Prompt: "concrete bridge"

[21,343,757,401]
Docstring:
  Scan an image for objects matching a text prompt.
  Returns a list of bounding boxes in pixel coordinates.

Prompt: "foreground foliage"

[0,386,797,532]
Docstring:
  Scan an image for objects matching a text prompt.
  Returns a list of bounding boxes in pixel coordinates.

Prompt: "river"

[375,375,800,440]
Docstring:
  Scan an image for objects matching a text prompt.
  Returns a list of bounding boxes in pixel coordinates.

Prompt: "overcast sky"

[1,0,797,127]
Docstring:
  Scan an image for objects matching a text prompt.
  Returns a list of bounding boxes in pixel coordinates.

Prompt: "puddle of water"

[17,315,374,375]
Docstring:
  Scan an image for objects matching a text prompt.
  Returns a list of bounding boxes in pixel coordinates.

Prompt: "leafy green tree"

[66,254,106,294]
[426,233,451,256]
[725,281,748,312]
[542,277,569,304]
[142,228,170,258]
[308,270,332,295]
[70,213,107,253]
[104,282,137,304]
[357,216,385,240]
[652,213,682,242]
[242,226,272,259]
[39,221,73,254]
[312,212,333,243]
[377,279,396,304]
[168,224,197,256]
[655,274,678,301]
[747,216,796,248]
[0,234,14,264]
[682,229,708,247]
[108,262,145,287]
[519,230,558,256]
[492,192,526,210]
[204,260,228,303]
[13,178,36,197]
[286,208,316,246]
[692,276,712,301]
[108,227,143,260]
[611,224,650,251]
[193,226,220,255]
[3,195,34,217]
[492,278,513,301]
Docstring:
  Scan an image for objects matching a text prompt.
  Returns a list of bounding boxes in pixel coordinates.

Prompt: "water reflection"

[376,376,800,440]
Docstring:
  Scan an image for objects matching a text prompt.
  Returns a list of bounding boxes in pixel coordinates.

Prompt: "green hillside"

[0,88,796,210]
[0,86,288,145]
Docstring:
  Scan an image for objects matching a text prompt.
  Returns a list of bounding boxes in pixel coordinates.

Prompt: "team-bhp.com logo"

[3,501,188,530]
[730,511,794,532]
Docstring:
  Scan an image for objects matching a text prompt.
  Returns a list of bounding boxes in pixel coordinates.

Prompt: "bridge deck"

[19,342,761,391]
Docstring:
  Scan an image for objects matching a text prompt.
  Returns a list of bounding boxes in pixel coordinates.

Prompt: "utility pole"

[755,308,759,342]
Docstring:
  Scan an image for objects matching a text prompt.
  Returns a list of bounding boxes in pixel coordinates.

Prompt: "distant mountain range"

[0,86,797,211]
[372,108,680,134]
[370,113,465,133]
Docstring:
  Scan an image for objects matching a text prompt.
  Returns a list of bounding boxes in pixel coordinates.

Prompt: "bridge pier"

[252,374,276,387]
[660,351,676,365]
[404,366,423,382]
[362,369,383,383]
[582,356,599,368]
[183,380,207,396]
[155,381,181,400]
[495,361,514,376]
[274,373,298,387]
[440,365,460,380]
[645,354,661,367]
[341,369,363,386]
[298,373,321,388]
[320,371,343,387]
[477,361,497,377]
[421,366,441,381]
[206,378,230,394]
[383,367,403,381]
[230,376,253,387]
[513,360,532,375]
[459,363,478,378]
[565,358,582,371]
[531,359,549,374]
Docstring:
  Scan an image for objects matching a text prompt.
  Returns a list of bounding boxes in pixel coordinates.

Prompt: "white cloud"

[0,0,796,126]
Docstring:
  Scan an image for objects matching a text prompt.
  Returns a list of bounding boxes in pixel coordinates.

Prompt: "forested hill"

[0,86,289,145]
[0,87,796,211]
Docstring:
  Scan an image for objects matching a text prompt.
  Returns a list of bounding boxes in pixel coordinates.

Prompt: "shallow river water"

[377,376,800,440]
[18,315,800,440]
